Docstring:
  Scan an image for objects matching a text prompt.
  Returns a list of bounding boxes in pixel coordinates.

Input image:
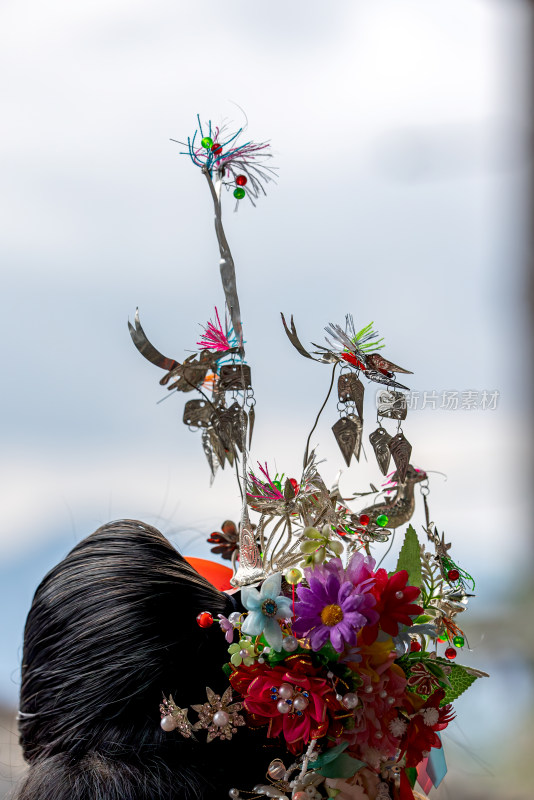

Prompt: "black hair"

[14,519,274,799]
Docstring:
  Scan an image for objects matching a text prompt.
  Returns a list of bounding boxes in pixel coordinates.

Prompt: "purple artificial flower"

[293,567,378,653]
[322,552,376,590]
[218,614,235,644]
[346,551,376,589]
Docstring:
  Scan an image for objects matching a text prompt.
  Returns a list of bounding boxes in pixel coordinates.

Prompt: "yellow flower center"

[320,604,343,627]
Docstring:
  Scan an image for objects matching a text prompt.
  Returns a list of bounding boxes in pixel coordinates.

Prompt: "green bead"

[201,136,213,149]
[285,567,303,585]
[376,514,389,527]
[452,635,464,647]
[438,633,448,642]
[233,187,246,200]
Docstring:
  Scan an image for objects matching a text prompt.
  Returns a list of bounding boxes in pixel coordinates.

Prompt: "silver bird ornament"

[357,465,428,529]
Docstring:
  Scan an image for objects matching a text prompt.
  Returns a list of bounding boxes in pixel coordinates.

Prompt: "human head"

[15,519,249,799]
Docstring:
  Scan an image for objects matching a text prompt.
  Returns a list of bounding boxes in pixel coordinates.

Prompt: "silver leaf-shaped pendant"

[219,363,252,392]
[338,373,364,419]
[332,416,359,467]
[388,432,412,483]
[183,398,212,428]
[208,426,226,469]
[201,429,218,480]
[227,402,247,453]
[248,405,255,449]
[348,413,363,461]
[212,408,235,453]
[369,426,392,475]
[376,390,407,420]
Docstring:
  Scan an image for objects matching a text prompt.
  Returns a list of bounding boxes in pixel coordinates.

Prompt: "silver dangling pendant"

[388,432,412,483]
[248,404,255,449]
[369,426,392,475]
[338,373,364,419]
[348,413,363,462]
[183,398,212,428]
[332,416,359,467]
[376,390,407,421]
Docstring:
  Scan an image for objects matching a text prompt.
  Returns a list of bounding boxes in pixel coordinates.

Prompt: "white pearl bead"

[277,699,290,714]
[258,657,265,664]
[239,648,249,658]
[228,611,241,625]
[336,694,342,702]
[342,692,359,709]
[160,714,177,732]
[278,683,294,700]
[229,789,240,799]
[365,685,373,694]
[327,671,333,678]
[379,689,387,698]
[387,696,395,704]
[282,636,299,652]
[395,591,404,600]
[213,710,230,727]
[293,695,309,711]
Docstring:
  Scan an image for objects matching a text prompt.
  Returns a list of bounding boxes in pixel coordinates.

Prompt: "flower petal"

[275,597,293,619]
[310,625,330,650]
[242,610,264,636]
[260,573,282,600]
[325,572,341,602]
[263,618,283,651]
[240,585,261,611]
[329,625,345,652]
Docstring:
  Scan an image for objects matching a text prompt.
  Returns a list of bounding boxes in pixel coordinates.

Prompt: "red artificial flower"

[397,689,455,767]
[229,656,343,754]
[362,569,422,644]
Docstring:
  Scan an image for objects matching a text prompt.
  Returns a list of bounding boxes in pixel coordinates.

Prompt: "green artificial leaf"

[316,753,366,779]
[440,663,479,704]
[267,648,290,665]
[424,660,452,684]
[309,742,348,768]
[222,662,232,678]
[406,767,417,788]
[316,641,341,663]
[399,654,482,704]
[395,525,422,587]
[413,613,436,624]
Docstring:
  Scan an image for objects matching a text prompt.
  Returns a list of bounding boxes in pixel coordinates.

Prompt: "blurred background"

[0,1,532,797]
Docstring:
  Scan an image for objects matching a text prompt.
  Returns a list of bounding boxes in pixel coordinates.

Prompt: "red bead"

[444,647,457,660]
[410,641,421,652]
[289,478,299,493]
[235,175,247,186]
[196,611,214,628]
[211,143,222,155]
[447,569,460,582]
[359,514,370,526]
